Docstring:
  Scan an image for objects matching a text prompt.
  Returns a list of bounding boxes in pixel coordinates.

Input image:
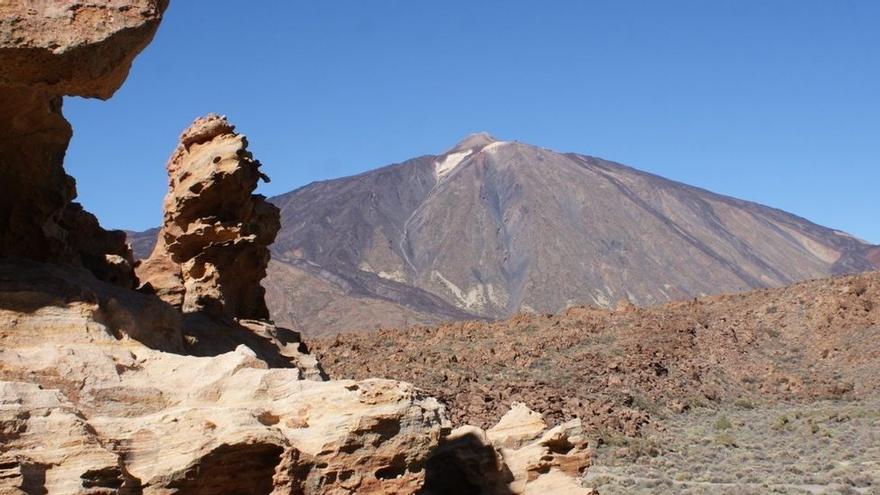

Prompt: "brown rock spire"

[137,114,281,321]
[0,1,167,287]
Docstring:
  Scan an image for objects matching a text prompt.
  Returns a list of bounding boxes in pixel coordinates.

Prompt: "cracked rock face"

[0,0,167,285]
[137,114,281,321]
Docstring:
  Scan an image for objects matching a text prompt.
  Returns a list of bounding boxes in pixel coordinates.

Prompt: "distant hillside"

[312,269,880,431]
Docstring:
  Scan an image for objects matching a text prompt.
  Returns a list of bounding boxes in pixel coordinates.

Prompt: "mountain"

[130,133,879,335]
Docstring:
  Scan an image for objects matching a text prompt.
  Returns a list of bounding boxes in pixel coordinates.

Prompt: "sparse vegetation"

[313,271,880,493]
[713,415,732,430]
[585,397,880,494]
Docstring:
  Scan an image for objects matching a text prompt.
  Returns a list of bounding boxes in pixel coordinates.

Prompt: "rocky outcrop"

[1,4,595,494]
[0,258,597,495]
[497,417,591,495]
[0,5,455,493]
[422,404,590,495]
[137,114,281,321]
[0,0,166,285]
[0,260,450,494]
[0,1,168,97]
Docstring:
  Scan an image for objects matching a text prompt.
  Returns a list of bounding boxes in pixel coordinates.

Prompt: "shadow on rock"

[419,429,514,495]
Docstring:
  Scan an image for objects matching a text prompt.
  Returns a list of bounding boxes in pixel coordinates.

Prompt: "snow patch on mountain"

[435,149,473,179]
[482,141,509,154]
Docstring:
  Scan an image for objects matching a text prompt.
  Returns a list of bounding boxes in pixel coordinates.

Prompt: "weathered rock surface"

[422,404,590,495]
[0,3,594,494]
[486,402,547,449]
[0,261,450,494]
[137,114,281,321]
[0,1,168,97]
[0,382,136,494]
[0,0,166,284]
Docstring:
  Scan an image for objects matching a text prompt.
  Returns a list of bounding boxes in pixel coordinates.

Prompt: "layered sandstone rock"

[0,0,166,285]
[0,382,136,494]
[137,114,281,321]
[0,261,449,494]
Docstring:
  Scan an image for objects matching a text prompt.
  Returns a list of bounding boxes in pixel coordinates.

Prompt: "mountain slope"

[266,134,877,334]
[131,133,878,335]
[312,269,880,430]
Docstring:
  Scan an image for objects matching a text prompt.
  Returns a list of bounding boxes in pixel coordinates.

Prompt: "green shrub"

[713,415,732,430]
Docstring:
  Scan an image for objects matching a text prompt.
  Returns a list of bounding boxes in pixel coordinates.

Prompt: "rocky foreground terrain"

[0,2,593,493]
[314,270,880,430]
[314,271,880,493]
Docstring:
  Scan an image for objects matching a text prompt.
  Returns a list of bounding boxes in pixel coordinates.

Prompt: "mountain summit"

[449,131,498,152]
[132,135,879,335]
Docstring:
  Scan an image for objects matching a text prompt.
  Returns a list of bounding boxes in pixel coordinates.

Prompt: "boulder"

[500,418,591,495]
[486,402,547,448]
[422,403,591,495]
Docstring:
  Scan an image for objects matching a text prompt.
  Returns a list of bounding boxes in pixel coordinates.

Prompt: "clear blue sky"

[66,1,879,243]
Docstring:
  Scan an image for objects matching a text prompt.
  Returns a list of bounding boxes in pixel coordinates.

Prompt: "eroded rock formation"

[0,3,594,494]
[0,3,452,493]
[0,0,167,285]
[422,403,591,495]
[137,114,281,321]
[0,261,449,493]
[0,259,595,493]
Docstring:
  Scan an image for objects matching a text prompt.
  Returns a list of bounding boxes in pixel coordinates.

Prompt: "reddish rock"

[313,270,880,433]
[0,0,167,285]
